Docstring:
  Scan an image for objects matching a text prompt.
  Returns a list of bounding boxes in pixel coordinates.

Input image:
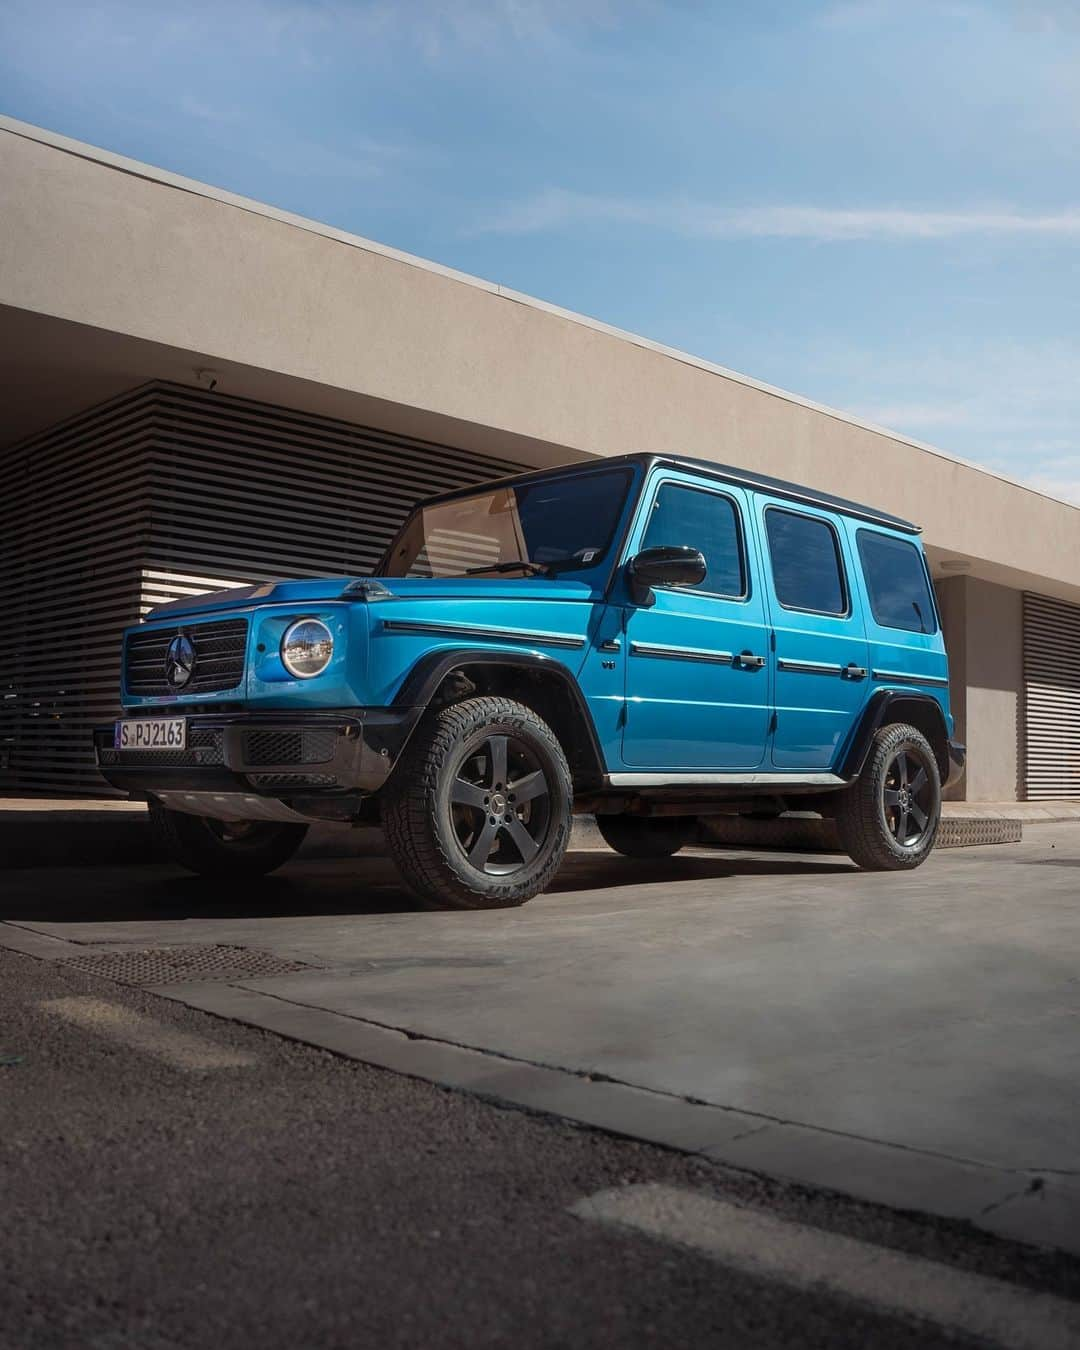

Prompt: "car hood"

[147,574,601,620]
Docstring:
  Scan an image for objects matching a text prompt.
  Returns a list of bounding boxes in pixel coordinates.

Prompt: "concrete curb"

[4,913,1074,1259]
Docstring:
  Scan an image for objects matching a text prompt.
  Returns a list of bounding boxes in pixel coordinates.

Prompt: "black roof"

[427,452,920,534]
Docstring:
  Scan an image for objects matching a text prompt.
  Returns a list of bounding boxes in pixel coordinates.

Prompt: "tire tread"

[834,722,940,871]
[381,696,572,909]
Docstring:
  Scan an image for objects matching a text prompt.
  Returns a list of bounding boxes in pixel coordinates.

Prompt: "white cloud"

[473,188,1080,241]
[230,0,637,62]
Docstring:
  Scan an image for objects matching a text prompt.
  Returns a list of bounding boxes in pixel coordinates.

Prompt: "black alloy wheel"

[834,721,941,871]
[449,732,552,875]
[882,746,935,848]
[381,695,573,909]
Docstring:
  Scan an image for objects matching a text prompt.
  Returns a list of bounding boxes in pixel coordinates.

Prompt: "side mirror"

[627,545,707,606]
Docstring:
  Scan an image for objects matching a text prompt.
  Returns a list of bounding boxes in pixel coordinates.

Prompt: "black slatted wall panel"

[1023,592,1080,800]
[0,392,153,795]
[0,382,525,795]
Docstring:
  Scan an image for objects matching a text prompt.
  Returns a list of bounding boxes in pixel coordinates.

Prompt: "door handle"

[737,650,767,669]
[843,663,868,680]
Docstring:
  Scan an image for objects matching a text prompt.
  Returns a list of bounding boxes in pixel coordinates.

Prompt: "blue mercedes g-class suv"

[96,453,963,908]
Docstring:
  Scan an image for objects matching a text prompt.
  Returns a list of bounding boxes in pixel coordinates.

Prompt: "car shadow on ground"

[0,848,856,926]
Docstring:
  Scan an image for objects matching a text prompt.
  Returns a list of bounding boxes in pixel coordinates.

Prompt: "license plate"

[114,718,187,751]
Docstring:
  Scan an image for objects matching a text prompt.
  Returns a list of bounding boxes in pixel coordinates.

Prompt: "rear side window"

[641,483,746,597]
[857,530,938,633]
[765,509,847,615]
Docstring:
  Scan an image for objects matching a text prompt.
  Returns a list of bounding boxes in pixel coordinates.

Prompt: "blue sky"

[3,0,1079,501]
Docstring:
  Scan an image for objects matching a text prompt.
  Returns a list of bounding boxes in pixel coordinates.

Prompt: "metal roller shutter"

[0,382,526,796]
[1023,592,1080,800]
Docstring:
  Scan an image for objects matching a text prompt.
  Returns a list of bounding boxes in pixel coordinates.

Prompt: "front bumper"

[93,708,418,804]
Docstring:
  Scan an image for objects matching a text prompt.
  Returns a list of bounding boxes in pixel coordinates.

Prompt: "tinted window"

[383,468,631,578]
[641,483,745,597]
[857,530,938,633]
[765,509,847,615]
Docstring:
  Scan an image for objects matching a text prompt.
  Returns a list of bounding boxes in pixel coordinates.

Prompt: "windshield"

[380,467,632,579]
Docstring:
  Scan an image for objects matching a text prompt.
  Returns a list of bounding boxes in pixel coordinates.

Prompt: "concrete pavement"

[4,948,1078,1350]
[3,822,1078,1256]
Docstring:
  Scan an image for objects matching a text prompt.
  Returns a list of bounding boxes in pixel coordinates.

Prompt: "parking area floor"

[3,823,1078,1254]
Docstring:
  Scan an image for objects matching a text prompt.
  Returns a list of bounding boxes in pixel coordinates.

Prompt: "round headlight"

[281,619,334,679]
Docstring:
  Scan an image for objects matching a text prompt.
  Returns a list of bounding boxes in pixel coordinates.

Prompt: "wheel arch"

[839,689,951,783]
[392,647,606,789]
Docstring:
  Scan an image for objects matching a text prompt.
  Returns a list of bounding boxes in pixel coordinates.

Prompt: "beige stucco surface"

[937,576,1024,801]
[2,122,1079,609]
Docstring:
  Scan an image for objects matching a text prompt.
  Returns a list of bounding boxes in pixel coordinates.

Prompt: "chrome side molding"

[379,618,586,650]
[629,640,734,664]
[871,669,950,689]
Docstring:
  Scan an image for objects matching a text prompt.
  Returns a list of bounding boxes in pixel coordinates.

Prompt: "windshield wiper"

[463,560,551,576]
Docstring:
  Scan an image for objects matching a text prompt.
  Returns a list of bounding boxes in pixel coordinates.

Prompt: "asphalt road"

[3,948,1079,1350]
[6,824,1078,1254]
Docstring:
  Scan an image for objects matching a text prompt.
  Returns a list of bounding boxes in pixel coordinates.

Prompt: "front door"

[621,477,771,770]
[757,499,871,769]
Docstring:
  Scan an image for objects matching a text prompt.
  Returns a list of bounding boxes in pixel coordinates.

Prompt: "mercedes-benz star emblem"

[164,634,196,690]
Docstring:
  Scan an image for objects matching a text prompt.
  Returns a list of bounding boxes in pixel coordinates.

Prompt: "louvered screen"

[0,382,525,796]
[1023,592,1080,800]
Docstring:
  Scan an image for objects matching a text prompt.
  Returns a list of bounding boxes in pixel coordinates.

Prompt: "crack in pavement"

[979,1178,1046,1218]
[215,978,1055,1182]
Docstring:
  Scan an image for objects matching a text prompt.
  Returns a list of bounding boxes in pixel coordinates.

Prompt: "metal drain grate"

[61,945,310,986]
[936,817,1022,848]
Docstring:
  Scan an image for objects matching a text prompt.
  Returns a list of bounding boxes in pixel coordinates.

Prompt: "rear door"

[756,498,871,769]
[620,473,771,770]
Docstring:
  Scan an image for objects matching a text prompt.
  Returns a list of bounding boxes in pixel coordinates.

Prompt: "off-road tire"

[595,814,697,858]
[148,803,308,878]
[381,696,572,909]
[834,722,941,871]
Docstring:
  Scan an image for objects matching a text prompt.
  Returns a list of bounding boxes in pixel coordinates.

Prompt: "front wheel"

[149,803,308,877]
[834,722,941,871]
[381,696,573,909]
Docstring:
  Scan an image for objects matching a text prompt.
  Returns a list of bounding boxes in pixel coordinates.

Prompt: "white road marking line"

[571,1184,1080,1350]
[41,997,257,1070]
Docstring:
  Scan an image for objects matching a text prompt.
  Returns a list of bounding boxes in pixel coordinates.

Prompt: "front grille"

[99,728,225,767]
[243,729,338,765]
[125,619,248,696]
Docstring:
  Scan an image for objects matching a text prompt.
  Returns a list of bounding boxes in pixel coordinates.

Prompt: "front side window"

[640,482,746,597]
[765,509,847,615]
[857,530,938,633]
[381,468,632,579]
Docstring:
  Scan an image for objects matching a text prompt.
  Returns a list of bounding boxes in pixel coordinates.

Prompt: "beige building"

[2,113,1078,800]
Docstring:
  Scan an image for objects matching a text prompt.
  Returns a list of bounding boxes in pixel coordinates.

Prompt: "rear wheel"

[595,814,697,859]
[834,722,941,870]
[149,803,308,877]
[381,696,572,909]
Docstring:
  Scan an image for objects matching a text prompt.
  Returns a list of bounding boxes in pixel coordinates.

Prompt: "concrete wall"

[2,120,1080,611]
[937,576,1024,801]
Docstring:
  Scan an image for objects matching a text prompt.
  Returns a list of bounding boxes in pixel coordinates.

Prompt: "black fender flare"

[389,646,607,784]
[839,689,952,783]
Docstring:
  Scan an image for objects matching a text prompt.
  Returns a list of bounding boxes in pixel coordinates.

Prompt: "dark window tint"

[383,468,631,578]
[765,509,847,615]
[857,530,938,633]
[641,483,745,597]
